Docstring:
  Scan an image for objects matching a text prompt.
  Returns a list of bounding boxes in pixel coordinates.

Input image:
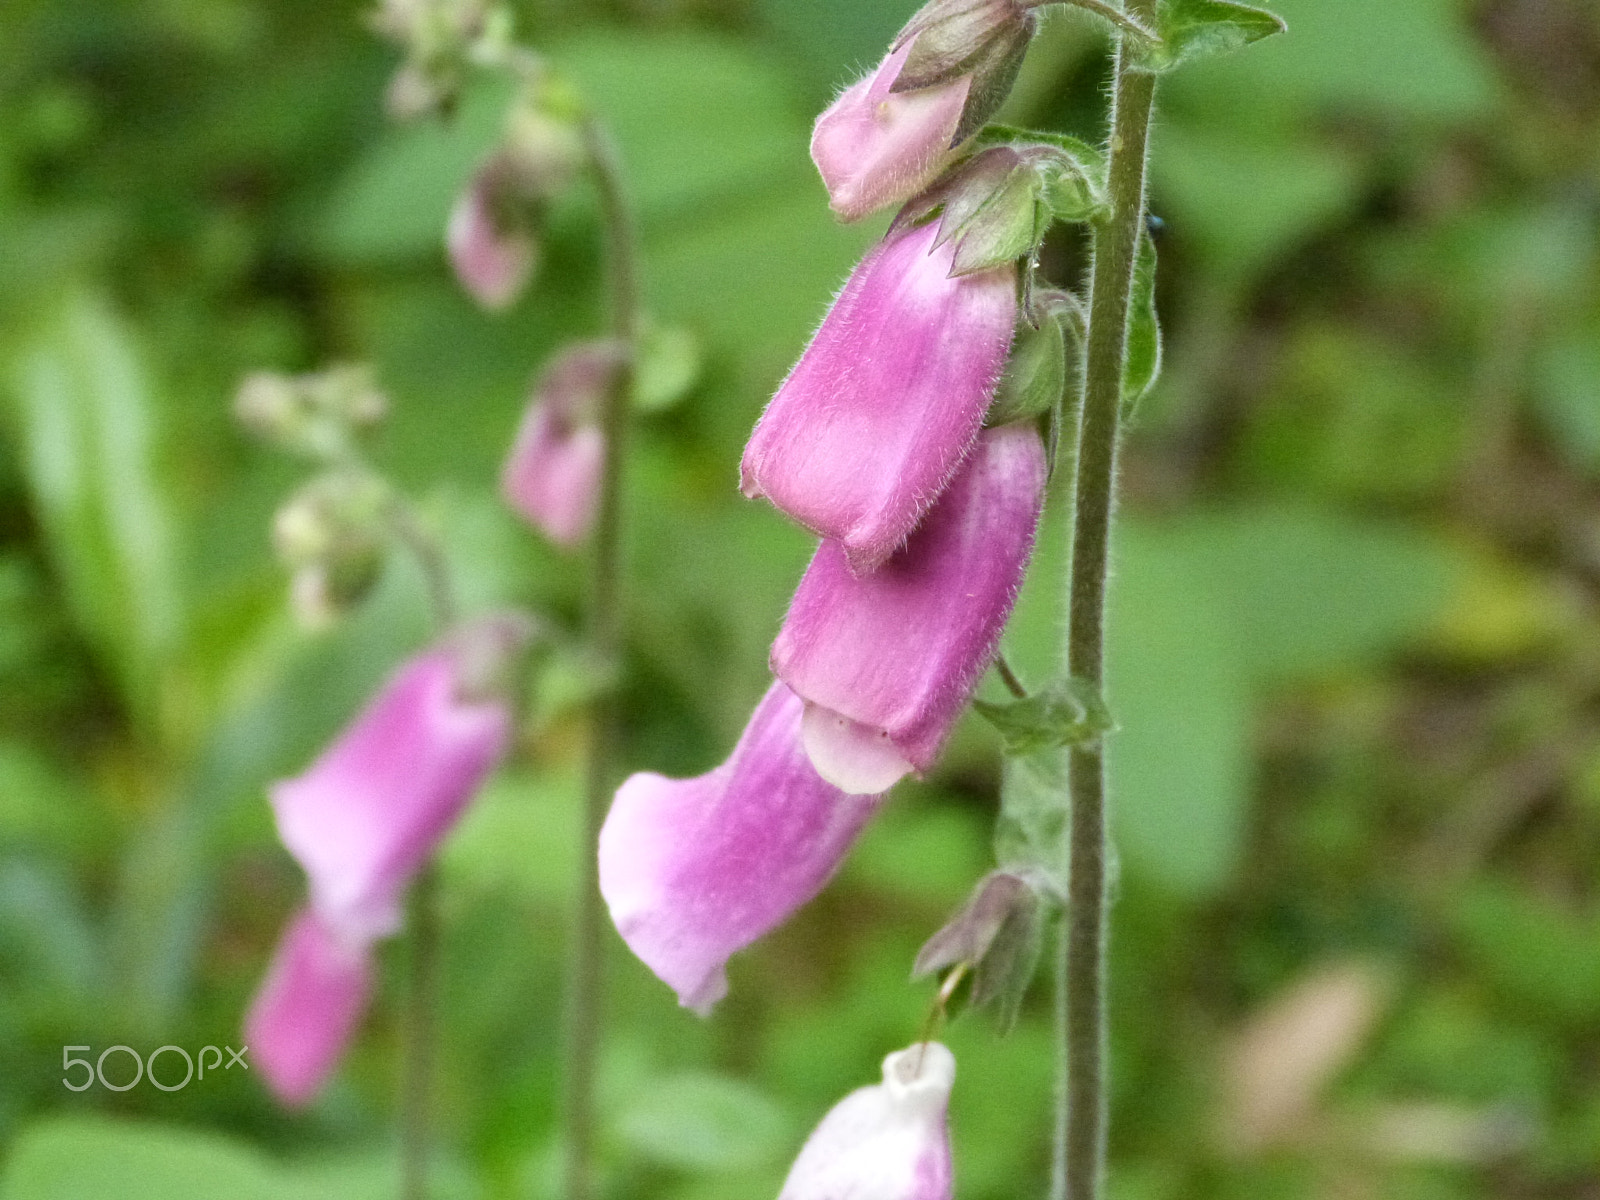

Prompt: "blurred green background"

[1,0,1598,1197]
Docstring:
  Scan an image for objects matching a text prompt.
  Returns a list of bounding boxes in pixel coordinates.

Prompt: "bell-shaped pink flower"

[598,681,884,1014]
[447,159,537,311]
[779,1042,956,1200]
[811,40,970,223]
[741,221,1017,573]
[499,342,620,547]
[243,908,373,1108]
[773,423,1046,794]
[270,646,513,943]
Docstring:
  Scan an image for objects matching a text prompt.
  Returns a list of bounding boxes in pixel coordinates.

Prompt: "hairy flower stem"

[1055,13,1157,1200]
[562,114,641,1200]
[390,503,458,1200]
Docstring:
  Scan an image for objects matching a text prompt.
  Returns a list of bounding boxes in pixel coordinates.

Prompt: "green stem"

[401,864,440,1200]
[387,498,458,1200]
[561,113,641,1200]
[1054,13,1158,1200]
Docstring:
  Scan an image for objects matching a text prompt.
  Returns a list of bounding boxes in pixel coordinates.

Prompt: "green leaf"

[5,290,182,729]
[1150,0,1286,70]
[614,1073,793,1172]
[1121,228,1162,414]
[0,1118,274,1200]
[974,676,1112,756]
[1532,328,1600,477]
[631,321,703,413]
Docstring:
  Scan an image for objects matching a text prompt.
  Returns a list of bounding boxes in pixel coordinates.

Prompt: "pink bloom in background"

[599,681,884,1014]
[811,40,969,222]
[779,1042,956,1200]
[271,648,512,942]
[742,220,1017,573]
[244,908,373,1108]
[247,639,513,1106]
[500,342,620,547]
[774,423,1047,794]
[447,159,537,311]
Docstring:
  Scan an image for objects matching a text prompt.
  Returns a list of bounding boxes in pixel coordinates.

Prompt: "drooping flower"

[811,0,1036,222]
[741,220,1017,573]
[598,681,884,1014]
[773,422,1047,794]
[779,1042,956,1200]
[499,341,621,548]
[244,908,373,1108]
[246,626,519,1107]
[810,40,969,223]
[447,155,538,311]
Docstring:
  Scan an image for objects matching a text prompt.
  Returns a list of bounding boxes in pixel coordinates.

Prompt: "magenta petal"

[774,423,1046,779]
[500,343,619,547]
[270,649,511,942]
[447,168,536,311]
[243,908,373,1108]
[741,221,1017,571]
[811,40,970,222]
[598,681,884,1013]
[779,1042,956,1200]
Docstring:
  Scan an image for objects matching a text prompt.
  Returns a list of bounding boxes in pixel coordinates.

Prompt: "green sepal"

[974,674,1114,756]
[912,869,1050,1036]
[970,883,1045,1034]
[974,126,1106,220]
[1143,0,1286,71]
[891,0,1038,144]
[988,309,1067,427]
[1121,227,1162,415]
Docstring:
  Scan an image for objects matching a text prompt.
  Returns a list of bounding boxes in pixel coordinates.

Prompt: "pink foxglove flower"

[447,158,537,311]
[598,681,884,1014]
[810,39,969,223]
[500,342,620,547]
[742,220,1017,573]
[271,645,513,941]
[779,1042,956,1200]
[244,908,373,1108]
[773,423,1046,794]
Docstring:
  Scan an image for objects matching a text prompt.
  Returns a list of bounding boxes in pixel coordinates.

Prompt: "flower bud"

[500,341,622,547]
[272,472,390,627]
[779,1043,956,1200]
[243,908,373,1108]
[599,681,885,1013]
[742,220,1017,573]
[772,424,1047,793]
[447,154,539,311]
[809,0,1035,222]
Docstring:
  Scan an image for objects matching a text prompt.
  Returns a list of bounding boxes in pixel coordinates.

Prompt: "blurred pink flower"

[779,1042,956,1200]
[773,423,1046,793]
[244,908,373,1108]
[500,342,621,548]
[598,681,884,1013]
[446,158,537,311]
[811,40,969,222]
[741,221,1017,572]
[271,647,512,943]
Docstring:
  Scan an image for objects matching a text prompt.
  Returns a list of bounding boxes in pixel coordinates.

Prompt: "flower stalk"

[562,111,641,1200]
[1056,6,1159,1200]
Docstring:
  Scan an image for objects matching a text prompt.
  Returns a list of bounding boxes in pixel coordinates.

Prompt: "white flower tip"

[801,703,913,795]
[679,969,729,1017]
[883,1042,957,1109]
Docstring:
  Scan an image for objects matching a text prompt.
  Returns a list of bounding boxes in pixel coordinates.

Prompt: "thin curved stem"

[1054,10,1158,1200]
[561,113,642,1200]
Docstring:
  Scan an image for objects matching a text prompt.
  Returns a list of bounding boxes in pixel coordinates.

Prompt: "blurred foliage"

[0,0,1598,1198]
